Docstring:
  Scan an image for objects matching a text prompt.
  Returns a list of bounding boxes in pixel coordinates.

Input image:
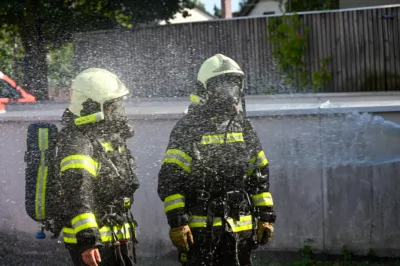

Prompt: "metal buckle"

[197,190,210,201]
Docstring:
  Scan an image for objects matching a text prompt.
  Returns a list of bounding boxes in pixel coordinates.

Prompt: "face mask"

[206,76,243,114]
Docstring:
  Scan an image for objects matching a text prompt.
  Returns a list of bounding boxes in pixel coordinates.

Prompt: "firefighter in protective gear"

[57,68,140,266]
[158,54,276,266]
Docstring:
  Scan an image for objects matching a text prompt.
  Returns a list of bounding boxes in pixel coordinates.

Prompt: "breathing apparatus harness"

[74,98,138,265]
[191,76,259,265]
[99,202,138,266]
[90,135,139,266]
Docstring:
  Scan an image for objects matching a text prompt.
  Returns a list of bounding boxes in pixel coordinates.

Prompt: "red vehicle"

[0,71,36,103]
[0,71,36,113]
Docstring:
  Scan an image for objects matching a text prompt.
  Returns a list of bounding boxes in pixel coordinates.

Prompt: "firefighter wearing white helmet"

[158,54,276,265]
[57,68,140,266]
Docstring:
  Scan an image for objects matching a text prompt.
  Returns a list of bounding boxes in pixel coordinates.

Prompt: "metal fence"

[73,5,400,97]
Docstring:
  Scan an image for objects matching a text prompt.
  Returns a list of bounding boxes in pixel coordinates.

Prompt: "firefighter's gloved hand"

[257,221,274,245]
[169,225,194,252]
[82,248,101,266]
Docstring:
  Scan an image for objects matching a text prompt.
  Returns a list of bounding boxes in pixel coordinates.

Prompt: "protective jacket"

[158,104,275,233]
[57,109,140,255]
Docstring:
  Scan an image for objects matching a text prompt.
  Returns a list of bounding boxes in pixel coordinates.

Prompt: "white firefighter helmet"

[190,54,244,106]
[197,54,244,88]
[69,68,129,124]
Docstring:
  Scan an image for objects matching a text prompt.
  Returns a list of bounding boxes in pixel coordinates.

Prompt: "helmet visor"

[104,97,126,117]
[207,75,243,103]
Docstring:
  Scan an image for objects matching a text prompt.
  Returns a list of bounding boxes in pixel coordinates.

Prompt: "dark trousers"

[180,230,255,266]
[66,242,136,266]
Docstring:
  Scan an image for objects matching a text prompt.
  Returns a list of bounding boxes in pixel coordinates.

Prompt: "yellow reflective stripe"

[101,142,114,152]
[164,194,185,213]
[60,154,98,177]
[35,128,49,220]
[99,226,113,242]
[180,253,188,262]
[63,227,77,244]
[200,132,244,145]
[116,223,131,240]
[226,215,253,232]
[162,149,192,173]
[64,223,133,244]
[189,215,252,232]
[247,150,269,176]
[190,93,201,104]
[188,216,222,228]
[162,158,191,173]
[124,198,131,208]
[247,168,255,177]
[252,192,274,207]
[35,166,48,220]
[99,223,132,242]
[166,149,192,162]
[256,151,268,167]
[71,213,98,234]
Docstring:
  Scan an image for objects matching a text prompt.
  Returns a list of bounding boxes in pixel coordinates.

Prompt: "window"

[0,80,21,99]
[263,11,275,15]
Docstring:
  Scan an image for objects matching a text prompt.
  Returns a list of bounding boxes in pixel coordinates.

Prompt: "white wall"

[248,0,286,16]
[159,7,214,25]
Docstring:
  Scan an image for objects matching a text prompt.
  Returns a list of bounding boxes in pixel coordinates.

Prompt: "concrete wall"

[1,110,400,262]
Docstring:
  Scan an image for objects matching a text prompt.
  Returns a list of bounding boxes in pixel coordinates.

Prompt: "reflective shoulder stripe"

[71,213,98,234]
[226,215,253,232]
[164,194,185,213]
[256,151,268,167]
[247,167,255,177]
[60,154,98,177]
[162,149,192,173]
[200,132,244,145]
[252,192,274,207]
[247,150,269,176]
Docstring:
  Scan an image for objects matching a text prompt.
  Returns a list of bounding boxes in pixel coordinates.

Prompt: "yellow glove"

[169,225,194,252]
[257,221,274,245]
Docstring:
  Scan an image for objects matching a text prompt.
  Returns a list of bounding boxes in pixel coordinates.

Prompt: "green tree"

[239,0,247,10]
[267,14,333,92]
[192,0,206,12]
[214,5,222,17]
[47,43,75,100]
[0,24,24,80]
[0,0,193,100]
